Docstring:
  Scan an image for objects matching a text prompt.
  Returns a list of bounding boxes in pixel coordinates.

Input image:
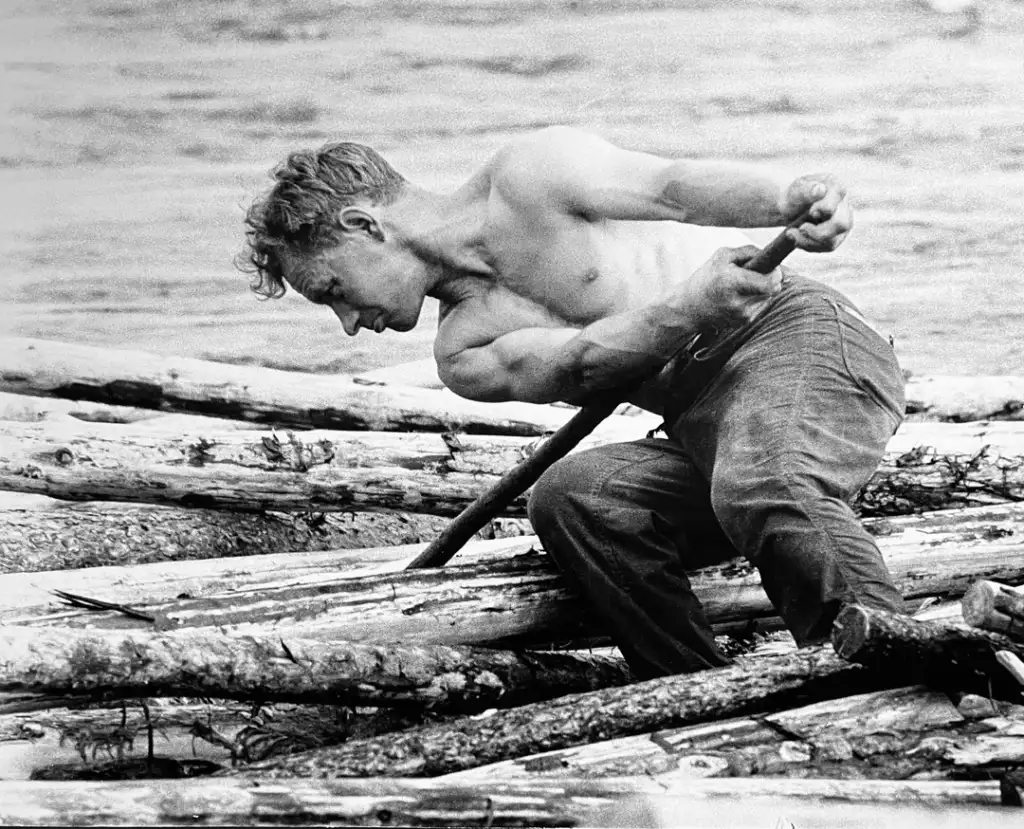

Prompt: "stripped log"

[0,419,651,516]
[223,647,879,778]
[8,508,1024,645]
[963,581,1024,640]
[832,604,1024,701]
[439,684,965,782]
[0,537,535,620]
[0,777,1009,827]
[0,627,630,713]
[2,419,1022,516]
[0,498,531,575]
[0,336,662,436]
[905,375,1024,422]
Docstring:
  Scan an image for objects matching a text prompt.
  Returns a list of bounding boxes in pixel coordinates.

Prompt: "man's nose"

[331,302,361,336]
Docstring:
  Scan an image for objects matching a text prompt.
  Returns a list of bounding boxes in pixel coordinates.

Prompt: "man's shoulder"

[488,126,611,206]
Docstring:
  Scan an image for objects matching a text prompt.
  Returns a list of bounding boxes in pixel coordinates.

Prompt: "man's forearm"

[561,301,701,396]
[658,160,792,228]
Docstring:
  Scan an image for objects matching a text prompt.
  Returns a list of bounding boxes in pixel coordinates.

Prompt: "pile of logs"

[1,336,1024,826]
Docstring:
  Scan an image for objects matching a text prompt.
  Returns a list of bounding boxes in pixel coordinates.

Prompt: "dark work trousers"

[527,273,907,680]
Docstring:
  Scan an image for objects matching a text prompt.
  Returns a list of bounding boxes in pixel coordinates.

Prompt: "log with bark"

[438,683,967,782]
[0,336,662,436]
[963,580,1024,640]
[2,419,1022,516]
[1,776,1011,827]
[221,646,880,779]
[905,375,1024,422]
[0,498,531,575]
[7,506,1024,647]
[832,604,1024,701]
[0,627,631,713]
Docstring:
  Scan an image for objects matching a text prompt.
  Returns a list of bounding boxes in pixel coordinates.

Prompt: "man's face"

[280,240,425,337]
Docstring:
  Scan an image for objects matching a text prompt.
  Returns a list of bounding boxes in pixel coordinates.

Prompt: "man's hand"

[779,173,852,252]
[673,246,785,332]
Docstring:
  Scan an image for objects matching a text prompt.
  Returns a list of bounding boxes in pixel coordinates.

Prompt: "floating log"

[221,647,885,778]
[963,580,1024,640]
[0,498,531,575]
[0,627,630,713]
[439,684,964,782]
[0,776,1009,827]
[832,604,1024,701]
[905,375,1024,422]
[7,501,1024,647]
[2,419,1022,516]
[0,336,663,436]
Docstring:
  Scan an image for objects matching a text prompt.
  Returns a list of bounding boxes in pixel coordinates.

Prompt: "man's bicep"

[436,327,582,404]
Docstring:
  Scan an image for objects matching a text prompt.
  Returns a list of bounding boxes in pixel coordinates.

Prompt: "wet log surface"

[832,604,1024,701]
[0,627,631,713]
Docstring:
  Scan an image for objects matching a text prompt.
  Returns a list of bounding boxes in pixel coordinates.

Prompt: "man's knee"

[527,452,600,532]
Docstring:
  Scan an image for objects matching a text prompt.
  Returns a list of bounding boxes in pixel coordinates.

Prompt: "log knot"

[53,447,74,466]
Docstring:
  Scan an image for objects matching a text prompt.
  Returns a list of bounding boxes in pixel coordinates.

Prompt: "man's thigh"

[533,437,736,569]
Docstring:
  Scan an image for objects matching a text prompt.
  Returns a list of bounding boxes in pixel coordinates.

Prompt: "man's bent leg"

[528,438,735,679]
[672,278,906,645]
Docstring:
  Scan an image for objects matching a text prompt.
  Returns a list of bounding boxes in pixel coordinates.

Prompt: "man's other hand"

[780,173,852,252]
[676,246,785,332]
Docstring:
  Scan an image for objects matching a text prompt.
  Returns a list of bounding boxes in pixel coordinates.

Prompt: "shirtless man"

[242,126,906,679]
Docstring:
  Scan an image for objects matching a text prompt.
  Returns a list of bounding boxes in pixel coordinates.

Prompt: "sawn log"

[963,580,1024,640]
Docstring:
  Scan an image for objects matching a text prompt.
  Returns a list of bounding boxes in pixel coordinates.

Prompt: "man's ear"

[337,206,385,241]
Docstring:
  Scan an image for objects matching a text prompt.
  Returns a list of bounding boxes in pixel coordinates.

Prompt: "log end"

[962,581,998,628]
[831,604,871,661]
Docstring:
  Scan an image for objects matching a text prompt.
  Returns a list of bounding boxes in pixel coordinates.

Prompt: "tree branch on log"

[2,419,1022,516]
[0,776,1009,826]
[832,604,1024,702]
[0,336,662,436]
[0,628,631,714]
[221,647,883,778]
[963,580,1024,640]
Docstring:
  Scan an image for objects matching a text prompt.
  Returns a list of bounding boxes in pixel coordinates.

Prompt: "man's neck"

[391,186,496,293]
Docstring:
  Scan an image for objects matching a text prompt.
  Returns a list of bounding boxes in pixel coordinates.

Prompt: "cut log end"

[832,605,872,661]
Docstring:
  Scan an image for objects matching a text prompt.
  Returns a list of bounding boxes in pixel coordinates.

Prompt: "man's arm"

[498,127,851,252]
[437,247,780,404]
